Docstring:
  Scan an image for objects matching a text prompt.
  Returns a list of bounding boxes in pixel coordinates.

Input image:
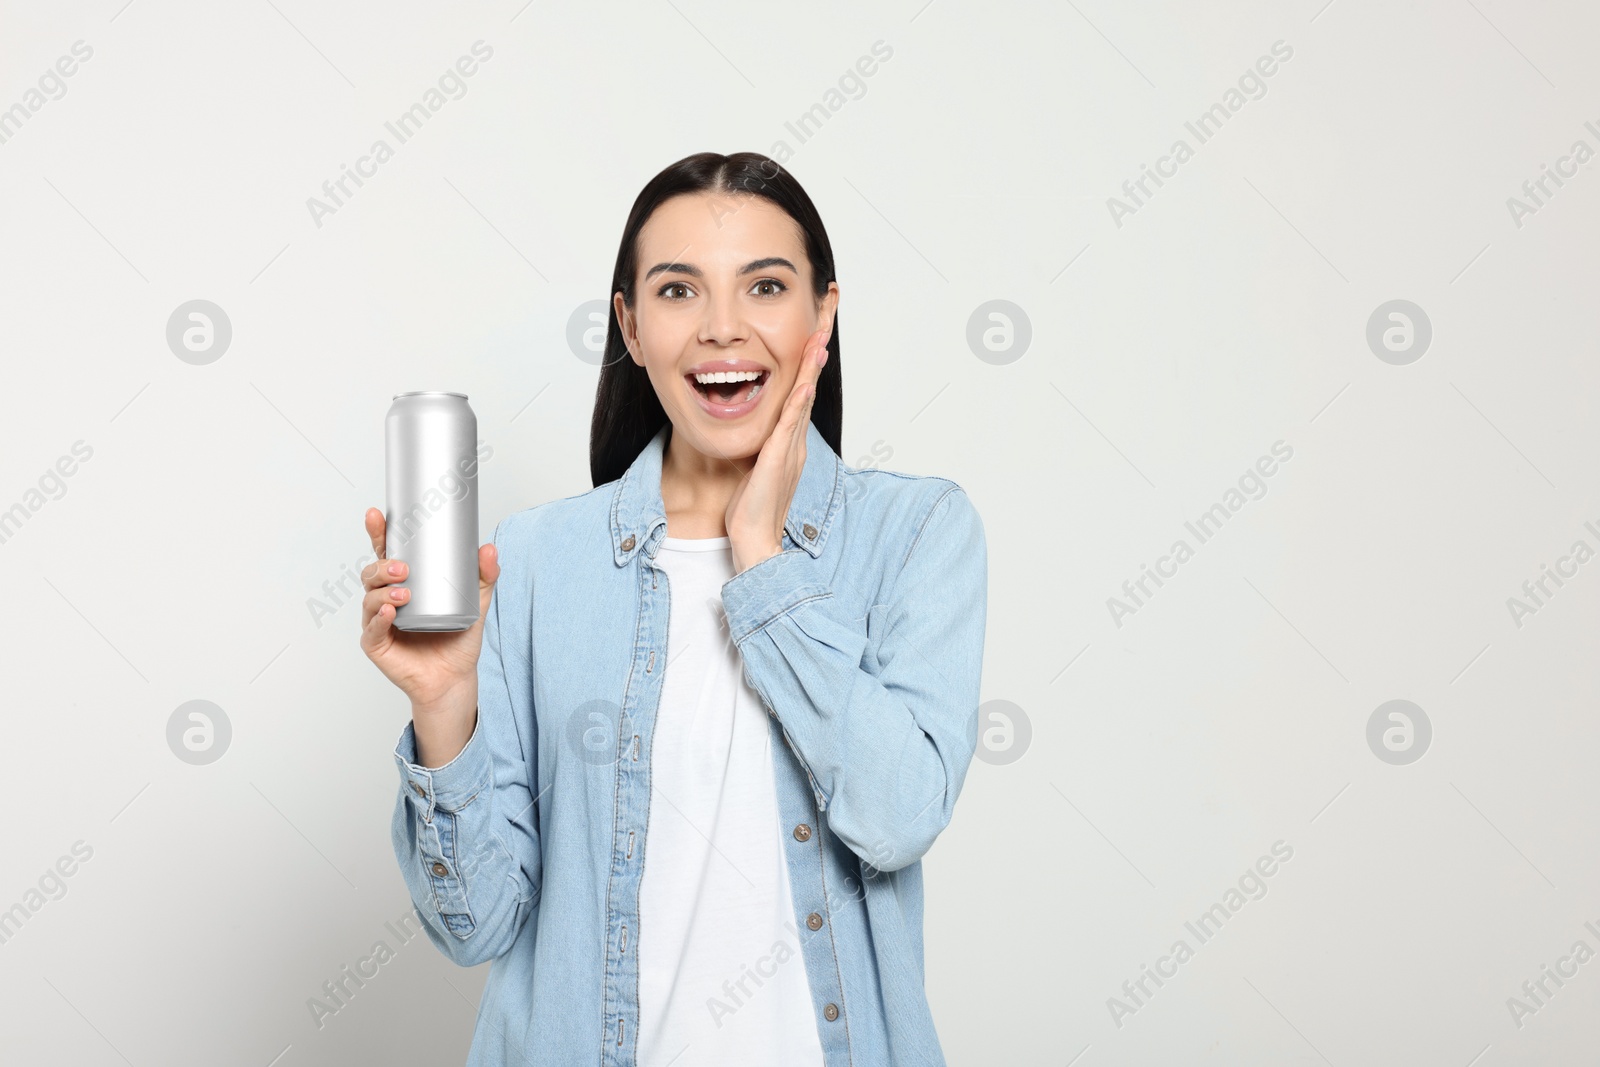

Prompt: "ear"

[613,292,642,365]
[820,282,840,334]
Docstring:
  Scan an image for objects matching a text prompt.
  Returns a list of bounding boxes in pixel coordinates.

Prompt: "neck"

[659,425,755,537]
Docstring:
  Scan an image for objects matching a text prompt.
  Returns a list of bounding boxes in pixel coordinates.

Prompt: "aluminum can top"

[392,391,468,400]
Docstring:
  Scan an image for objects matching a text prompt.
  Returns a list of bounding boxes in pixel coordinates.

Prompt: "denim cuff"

[720,547,832,645]
[393,715,490,820]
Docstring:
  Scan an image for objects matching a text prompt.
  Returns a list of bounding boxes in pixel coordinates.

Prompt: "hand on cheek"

[725,322,831,574]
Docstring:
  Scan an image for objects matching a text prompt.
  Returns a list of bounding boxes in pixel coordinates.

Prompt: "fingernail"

[388,562,403,575]
[391,588,407,600]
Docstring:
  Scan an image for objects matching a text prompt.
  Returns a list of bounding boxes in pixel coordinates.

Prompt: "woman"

[359,152,988,1066]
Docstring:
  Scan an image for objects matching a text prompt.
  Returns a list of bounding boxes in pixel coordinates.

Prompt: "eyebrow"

[642,256,798,282]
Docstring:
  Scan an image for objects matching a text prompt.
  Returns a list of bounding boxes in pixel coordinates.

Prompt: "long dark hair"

[589,151,843,488]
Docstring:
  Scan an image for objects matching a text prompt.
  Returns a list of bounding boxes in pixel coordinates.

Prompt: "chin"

[670,414,765,461]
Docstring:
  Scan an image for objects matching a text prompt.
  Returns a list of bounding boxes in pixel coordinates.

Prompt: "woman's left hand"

[726,321,831,575]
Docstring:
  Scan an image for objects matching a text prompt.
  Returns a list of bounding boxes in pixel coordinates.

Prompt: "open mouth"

[687,368,769,407]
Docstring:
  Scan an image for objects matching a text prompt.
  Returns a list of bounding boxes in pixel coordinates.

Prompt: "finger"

[362,556,407,592]
[777,367,813,441]
[365,507,387,560]
[806,327,828,384]
[813,316,833,375]
[477,543,500,617]
[363,598,400,655]
[362,583,411,627]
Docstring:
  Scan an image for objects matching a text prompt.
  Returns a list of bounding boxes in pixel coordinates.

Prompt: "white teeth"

[693,370,763,384]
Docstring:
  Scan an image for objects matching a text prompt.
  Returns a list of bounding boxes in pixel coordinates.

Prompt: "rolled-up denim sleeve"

[720,484,988,873]
[390,519,542,967]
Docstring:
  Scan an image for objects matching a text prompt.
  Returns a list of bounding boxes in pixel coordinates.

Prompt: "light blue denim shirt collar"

[609,418,845,565]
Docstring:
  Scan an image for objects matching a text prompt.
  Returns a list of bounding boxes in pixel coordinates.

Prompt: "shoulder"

[838,460,982,555]
[491,481,615,554]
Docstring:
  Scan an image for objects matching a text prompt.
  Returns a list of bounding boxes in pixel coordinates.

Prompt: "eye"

[657,282,693,301]
[751,278,787,297]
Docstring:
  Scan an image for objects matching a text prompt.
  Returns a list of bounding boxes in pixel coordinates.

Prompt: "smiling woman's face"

[614,191,838,465]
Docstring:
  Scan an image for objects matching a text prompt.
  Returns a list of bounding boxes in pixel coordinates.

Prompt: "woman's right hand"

[359,507,499,763]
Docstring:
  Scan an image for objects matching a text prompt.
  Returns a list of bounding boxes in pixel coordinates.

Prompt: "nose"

[696,290,748,348]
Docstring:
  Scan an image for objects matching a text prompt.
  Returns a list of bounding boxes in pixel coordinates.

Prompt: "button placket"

[410,774,436,822]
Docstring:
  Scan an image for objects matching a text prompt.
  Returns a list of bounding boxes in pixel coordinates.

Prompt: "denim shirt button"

[802,523,817,540]
[823,1003,840,1021]
[621,534,636,551]
[793,823,811,842]
[431,861,449,877]
[806,912,823,931]
[412,783,426,797]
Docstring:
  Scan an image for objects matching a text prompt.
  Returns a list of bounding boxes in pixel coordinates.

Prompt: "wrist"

[409,684,476,767]
[731,538,782,575]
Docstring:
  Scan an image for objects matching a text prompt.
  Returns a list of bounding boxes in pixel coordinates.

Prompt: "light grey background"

[2,0,1596,1063]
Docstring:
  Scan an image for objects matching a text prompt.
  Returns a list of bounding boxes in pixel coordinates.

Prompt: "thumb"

[477,542,500,618]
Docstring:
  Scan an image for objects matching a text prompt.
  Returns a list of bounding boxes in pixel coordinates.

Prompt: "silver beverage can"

[384,391,480,631]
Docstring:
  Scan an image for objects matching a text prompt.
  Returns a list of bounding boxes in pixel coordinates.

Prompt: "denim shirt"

[390,419,988,1066]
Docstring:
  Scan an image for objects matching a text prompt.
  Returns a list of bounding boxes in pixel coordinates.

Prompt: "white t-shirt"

[636,534,826,1067]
